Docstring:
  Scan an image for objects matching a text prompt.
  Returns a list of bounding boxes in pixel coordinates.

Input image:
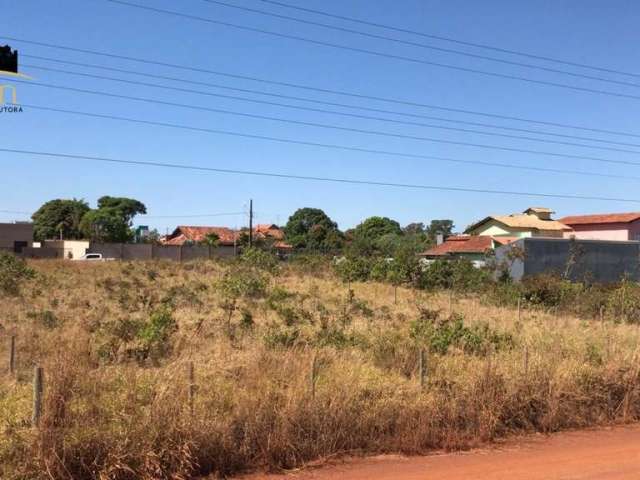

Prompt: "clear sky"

[3,0,640,234]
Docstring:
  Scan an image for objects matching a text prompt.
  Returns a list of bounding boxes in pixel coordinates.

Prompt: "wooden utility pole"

[32,366,43,427]
[248,199,254,248]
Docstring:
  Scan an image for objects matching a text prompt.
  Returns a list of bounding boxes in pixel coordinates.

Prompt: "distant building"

[162,226,238,246]
[42,240,90,259]
[466,207,571,238]
[253,224,293,252]
[495,237,640,283]
[419,235,516,266]
[560,212,640,242]
[0,45,18,74]
[0,222,33,253]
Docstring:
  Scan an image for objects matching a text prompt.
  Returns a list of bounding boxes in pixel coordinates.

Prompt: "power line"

[23,61,640,152]
[17,101,640,174]
[141,211,246,218]
[199,0,640,90]
[9,36,640,139]
[18,72,640,156]
[2,147,639,204]
[101,0,640,102]
[253,0,640,80]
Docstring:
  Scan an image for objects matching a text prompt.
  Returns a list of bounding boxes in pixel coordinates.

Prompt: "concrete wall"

[495,237,640,283]
[0,222,33,252]
[43,240,90,259]
[88,243,236,261]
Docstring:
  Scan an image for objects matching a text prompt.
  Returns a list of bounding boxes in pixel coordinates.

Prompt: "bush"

[409,312,512,356]
[333,256,372,283]
[417,258,489,292]
[240,247,280,274]
[0,252,34,296]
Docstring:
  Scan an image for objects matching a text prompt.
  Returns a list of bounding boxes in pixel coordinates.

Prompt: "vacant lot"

[1,256,640,479]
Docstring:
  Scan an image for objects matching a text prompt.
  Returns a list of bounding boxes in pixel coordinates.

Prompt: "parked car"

[74,253,115,262]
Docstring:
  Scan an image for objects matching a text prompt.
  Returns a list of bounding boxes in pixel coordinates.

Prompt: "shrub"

[136,307,178,360]
[0,252,34,296]
[333,256,372,283]
[417,258,489,292]
[409,312,512,356]
[240,247,280,274]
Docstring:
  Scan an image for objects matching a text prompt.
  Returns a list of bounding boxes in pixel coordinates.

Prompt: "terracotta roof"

[560,213,640,226]
[163,226,238,246]
[467,214,571,233]
[254,224,285,240]
[420,235,494,257]
[492,236,520,246]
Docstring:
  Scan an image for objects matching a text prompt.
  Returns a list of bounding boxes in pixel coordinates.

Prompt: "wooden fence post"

[187,361,195,417]
[310,354,318,399]
[523,345,529,377]
[448,290,453,316]
[32,366,43,427]
[599,305,605,323]
[419,349,426,389]
[9,335,15,375]
[517,297,522,323]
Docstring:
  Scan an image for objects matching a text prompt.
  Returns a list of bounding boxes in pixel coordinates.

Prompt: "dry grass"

[1,259,640,479]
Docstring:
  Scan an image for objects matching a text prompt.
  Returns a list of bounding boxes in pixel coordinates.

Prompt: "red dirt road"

[240,425,640,480]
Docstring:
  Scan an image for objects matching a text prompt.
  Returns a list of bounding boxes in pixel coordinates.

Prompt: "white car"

[74,253,115,262]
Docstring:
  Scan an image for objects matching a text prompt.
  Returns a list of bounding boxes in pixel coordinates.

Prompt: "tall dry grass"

[1,259,640,479]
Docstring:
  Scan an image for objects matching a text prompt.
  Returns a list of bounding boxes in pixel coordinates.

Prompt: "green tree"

[31,198,90,241]
[200,232,220,247]
[403,222,426,235]
[80,196,147,242]
[284,208,343,251]
[426,219,454,242]
[352,216,402,242]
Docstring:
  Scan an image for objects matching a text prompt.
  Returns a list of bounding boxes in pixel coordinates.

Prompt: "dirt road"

[240,425,640,480]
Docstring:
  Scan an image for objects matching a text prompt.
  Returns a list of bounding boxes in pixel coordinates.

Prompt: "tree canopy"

[426,219,454,242]
[31,199,90,241]
[284,208,343,251]
[352,216,402,242]
[80,196,147,242]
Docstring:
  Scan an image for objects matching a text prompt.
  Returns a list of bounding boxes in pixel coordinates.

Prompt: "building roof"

[466,214,571,233]
[559,212,640,226]
[420,235,495,257]
[163,226,238,246]
[254,224,285,240]
[524,207,555,214]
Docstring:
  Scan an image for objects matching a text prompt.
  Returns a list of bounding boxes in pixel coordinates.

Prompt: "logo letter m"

[0,84,17,104]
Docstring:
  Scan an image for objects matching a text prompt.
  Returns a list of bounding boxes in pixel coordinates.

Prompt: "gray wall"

[88,243,237,261]
[495,238,640,283]
[0,223,33,252]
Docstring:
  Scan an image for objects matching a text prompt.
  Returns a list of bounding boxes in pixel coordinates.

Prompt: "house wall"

[563,220,640,241]
[470,221,530,238]
[0,223,33,252]
[44,240,90,259]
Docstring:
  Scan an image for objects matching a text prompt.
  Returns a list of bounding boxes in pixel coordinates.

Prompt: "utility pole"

[248,199,254,248]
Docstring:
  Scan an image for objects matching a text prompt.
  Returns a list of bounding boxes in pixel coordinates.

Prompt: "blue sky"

[3,0,640,234]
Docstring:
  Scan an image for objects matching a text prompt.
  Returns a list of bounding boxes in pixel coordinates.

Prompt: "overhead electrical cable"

[253,0,640,80]
[23,60,640,151]
[14,101,640,175]
[19,70,640,155]
[8,36,640,139]
[99,0,640,101]
[198,0,640,89]
[2,148,640,204]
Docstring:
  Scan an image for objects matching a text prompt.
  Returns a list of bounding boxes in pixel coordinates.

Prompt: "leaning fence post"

[418,349,427,389]
[32,366,43,427]
[187,361,195,417]
[310,353,318,399]
[9,335,16,375]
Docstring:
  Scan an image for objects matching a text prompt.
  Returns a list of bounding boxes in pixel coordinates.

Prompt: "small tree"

[200,232,220,247]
